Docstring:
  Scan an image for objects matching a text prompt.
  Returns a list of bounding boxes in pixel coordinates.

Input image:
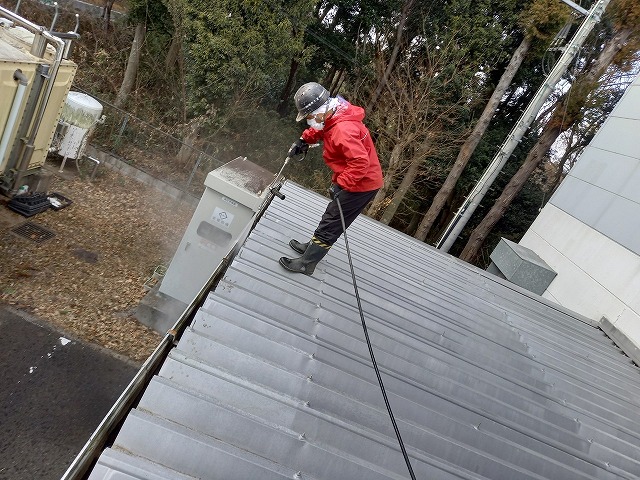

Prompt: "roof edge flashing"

[599,316,640,367]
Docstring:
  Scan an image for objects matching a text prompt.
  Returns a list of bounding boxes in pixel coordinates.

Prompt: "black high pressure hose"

[334,192,418,480]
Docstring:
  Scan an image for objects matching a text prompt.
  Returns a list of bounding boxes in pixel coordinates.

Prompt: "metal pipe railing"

[0,70,29,169]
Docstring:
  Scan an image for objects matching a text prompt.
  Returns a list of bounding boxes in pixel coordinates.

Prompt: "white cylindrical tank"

[57,91,103,159]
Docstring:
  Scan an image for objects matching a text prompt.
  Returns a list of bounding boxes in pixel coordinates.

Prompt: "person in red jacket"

[279,82,383,276]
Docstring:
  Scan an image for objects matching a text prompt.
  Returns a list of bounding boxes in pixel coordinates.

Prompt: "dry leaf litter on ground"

[0,166,194,363]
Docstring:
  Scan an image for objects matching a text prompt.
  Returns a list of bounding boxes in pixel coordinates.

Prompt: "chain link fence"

[81,93,225,198]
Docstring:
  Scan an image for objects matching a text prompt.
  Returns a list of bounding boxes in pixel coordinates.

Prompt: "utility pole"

[435,0,610,252]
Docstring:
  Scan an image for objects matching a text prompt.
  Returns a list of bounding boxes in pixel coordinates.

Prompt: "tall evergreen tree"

[460,0,640,263]
[366,0,535,221]
[183,0,314,118]
[413,0,571,241]
[114,0,175,108]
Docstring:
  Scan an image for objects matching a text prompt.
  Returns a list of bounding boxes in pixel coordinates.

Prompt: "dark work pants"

[313,188,379,247]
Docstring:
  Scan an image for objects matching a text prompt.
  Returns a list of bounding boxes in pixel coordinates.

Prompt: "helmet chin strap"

[322,106,335,122]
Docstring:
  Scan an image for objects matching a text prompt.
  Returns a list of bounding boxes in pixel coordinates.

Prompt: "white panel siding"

[569,147,640,204]
[602,72,640,121]
[520,205,640,348]
[589,116,639,160]
[548,72,640,256]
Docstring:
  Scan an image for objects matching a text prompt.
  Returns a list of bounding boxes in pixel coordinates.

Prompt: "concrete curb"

[85,145,199,207]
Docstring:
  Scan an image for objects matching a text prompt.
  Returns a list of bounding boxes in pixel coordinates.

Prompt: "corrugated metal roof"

[88,181,640,480]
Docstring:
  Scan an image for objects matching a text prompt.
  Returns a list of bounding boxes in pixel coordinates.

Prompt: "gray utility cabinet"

[159,157,274,305]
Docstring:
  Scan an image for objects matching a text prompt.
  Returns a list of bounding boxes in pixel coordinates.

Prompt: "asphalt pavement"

[0,305,139,479]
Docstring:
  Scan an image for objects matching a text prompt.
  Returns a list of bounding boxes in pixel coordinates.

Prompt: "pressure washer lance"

[269,143,319,200]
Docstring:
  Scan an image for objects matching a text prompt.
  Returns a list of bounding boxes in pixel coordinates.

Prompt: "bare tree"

[413,0,576,241]
[413,35,532,241]
[102,0,115,28]
[277,58,300,116]
[366,0,416,112]
[367,32,473,223]
[177,116,204,167]
[367,140,415,217]
[115,23,146,109]
[165,34,182,71]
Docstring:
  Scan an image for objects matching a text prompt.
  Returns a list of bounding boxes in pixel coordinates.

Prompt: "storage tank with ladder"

[52,90,104,172]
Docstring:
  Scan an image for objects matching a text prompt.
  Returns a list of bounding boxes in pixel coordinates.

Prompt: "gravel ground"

[0,163,194,362]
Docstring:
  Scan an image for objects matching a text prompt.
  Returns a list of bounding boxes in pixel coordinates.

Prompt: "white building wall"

[520,205,640,342]
[519,72,640,349]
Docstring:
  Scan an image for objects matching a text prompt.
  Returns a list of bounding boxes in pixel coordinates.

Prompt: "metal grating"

[11,222,56,243]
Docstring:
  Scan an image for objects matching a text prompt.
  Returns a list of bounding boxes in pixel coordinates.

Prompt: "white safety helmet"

[294,82,330,122]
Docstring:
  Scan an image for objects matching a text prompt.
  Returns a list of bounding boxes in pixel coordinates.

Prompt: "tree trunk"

[323,65,337,89]
[413,35,532,241]
[366,139,413,216]
[277,58,300,116]
[366,0,415,112]
[549,133,576,193]
[329,68,345,95]
[459,27,633,263]
[459,124,561,262]
[333,71,347,94]
[178,33,187,124]
[165,33,182,71]
[102,0,114,29]
[380,158,421,224]
[115,23,146,109]
[177,122,201,166]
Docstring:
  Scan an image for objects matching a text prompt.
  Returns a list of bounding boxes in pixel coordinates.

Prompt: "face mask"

[306,100,332,130]
[306,117,325,130]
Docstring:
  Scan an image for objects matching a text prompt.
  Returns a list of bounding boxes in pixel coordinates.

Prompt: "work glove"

[328,184,342,200]
[287,138,309,158]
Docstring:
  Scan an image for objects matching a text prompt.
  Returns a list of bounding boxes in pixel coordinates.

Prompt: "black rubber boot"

[289,239,309,254]
[279,241,330,276]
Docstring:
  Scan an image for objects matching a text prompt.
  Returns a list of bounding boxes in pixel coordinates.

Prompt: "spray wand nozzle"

[270,143,318,201]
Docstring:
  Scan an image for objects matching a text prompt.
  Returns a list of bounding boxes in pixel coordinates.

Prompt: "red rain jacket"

[301,101,383,192]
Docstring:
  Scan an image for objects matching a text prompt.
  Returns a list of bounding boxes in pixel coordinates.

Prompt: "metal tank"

[54,91,104,168]
[0,6,78,192]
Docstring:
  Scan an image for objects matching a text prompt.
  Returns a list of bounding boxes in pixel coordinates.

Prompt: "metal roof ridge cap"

[599,316,640,367]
